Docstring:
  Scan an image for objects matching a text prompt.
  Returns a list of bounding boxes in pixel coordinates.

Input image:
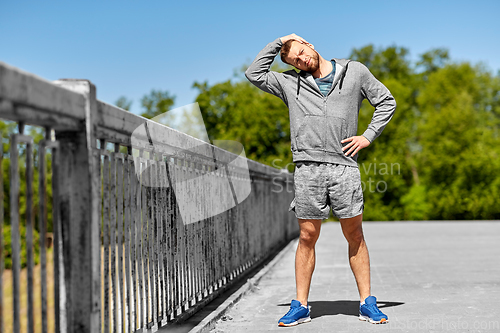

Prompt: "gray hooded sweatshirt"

[245,38,397,168]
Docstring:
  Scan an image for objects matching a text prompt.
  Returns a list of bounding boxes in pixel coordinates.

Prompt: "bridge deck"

[208,221,500,332]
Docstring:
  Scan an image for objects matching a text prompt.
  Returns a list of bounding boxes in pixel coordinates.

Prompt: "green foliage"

[1,122,54,271]
[351,47,500,220]
[140,89,176,119]
[350,44,413,81]
[115,96,133,111]
[417,48,449,74]
[2,223,40,269]
[400,184,432,220]
[1,124,53,228]
[415,63,500,219]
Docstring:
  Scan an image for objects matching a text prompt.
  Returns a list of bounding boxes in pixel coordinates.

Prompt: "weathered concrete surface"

[210,221,500,332]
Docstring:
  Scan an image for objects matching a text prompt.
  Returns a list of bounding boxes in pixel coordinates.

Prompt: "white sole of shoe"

[278,316,311,327]
[359,314,388,324]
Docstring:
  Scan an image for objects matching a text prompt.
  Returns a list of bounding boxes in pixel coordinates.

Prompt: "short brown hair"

[280,40,296,65]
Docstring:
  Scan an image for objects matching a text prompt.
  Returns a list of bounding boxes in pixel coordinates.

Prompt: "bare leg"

[295,218,322,305]
[339,213,371,302]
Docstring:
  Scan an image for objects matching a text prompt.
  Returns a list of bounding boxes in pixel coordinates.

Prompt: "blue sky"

[1,0,499,115]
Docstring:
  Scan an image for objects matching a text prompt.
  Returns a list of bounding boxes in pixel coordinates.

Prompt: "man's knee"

[344,228,364,245]
[299,229,320,246]
[298,219,321,246]
[340,214,364,245]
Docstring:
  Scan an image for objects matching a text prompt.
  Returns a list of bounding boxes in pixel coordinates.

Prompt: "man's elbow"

[244,67,255,82]
[385,94,397,114]
[244,68,251,81]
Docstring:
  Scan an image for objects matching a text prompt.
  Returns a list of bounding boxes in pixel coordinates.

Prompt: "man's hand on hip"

[341,136,371,157]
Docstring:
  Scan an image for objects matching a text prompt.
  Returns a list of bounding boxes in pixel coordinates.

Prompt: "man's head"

[280,40,320,73]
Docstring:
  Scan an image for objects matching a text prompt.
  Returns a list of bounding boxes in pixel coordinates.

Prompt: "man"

[245,34,396,326]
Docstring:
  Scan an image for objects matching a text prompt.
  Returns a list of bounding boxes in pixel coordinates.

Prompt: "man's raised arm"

[245,34,308,101]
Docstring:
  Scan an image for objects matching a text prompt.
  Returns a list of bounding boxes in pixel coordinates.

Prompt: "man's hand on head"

[341,136,371,157]
[280,33,314,49]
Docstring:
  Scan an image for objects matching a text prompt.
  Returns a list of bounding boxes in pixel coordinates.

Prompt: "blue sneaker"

[359,296,388,324]
[278,300,311,327]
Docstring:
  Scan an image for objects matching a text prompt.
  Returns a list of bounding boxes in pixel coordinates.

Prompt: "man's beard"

[305,49,320,73]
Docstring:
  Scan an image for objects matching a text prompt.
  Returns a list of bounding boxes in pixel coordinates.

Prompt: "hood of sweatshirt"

[296,58,351,98]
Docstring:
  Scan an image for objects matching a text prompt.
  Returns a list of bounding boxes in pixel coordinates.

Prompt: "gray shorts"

[289,162,364,220]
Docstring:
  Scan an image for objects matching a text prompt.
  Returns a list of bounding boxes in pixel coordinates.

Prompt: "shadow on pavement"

[278,300,405,319]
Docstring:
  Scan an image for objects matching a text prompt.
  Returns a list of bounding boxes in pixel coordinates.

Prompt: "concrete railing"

[0,61,298,332]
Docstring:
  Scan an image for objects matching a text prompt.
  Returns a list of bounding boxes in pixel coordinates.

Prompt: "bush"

[2,223,40,269]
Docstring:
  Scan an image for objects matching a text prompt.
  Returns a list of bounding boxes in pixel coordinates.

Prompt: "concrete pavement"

[209,221,500,333]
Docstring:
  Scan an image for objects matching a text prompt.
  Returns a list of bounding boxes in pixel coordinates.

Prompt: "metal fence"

[0,61,298,332]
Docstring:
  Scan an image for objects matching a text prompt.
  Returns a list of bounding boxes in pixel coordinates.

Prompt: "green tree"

[2,223,40,269]
[1,122,49,268]
[140,89,175,119]
[417,48,450,75]
[415,62,500,219]
[350,44,413,81]
[115,96,133,111]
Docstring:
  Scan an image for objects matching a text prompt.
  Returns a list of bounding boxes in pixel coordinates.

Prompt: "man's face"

[285,41,320,73]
